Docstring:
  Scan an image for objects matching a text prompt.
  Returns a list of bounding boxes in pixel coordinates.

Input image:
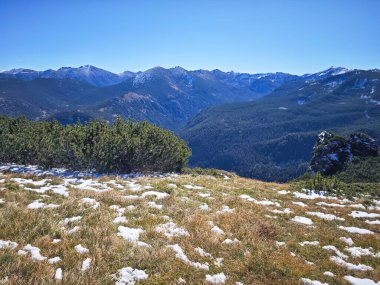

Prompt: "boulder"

[309,131,378,175]
[309,132,352,175]
[349,133,378,157]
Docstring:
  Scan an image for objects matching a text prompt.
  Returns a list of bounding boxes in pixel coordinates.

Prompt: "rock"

[309,132,352,175]
[309,131,378,175]
[317,131,334,145]
[349,133,378,157]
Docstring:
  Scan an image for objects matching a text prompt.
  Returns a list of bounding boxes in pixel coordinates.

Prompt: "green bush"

[182,167,233,178]
[0,115,191,173]
[292,172,380,198]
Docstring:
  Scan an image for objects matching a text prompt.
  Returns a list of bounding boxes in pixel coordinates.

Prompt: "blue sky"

[1,0,379,74]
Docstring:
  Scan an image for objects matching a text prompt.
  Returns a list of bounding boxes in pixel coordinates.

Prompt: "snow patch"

[167,244,209,270]
[114,267,148,285]
[205,273,226,284]
[155,222,189,238]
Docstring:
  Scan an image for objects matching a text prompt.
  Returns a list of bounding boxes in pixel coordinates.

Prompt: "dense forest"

[181,70,380,182]
[0,116,191,173]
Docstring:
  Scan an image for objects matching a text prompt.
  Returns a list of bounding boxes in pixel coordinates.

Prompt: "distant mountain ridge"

[0,65,307,129]
[1,65,350,87]
[0,65,126,87]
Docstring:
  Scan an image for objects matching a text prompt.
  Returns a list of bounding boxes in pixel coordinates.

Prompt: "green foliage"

[292,172,380,198]
[182,167,233,178]
[302,172,340,193]
[337,155,380,183]
[0,115,191,173]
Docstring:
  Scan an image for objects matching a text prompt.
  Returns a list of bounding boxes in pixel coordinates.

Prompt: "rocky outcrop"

[349,133,378,157]
[309,131,378,175]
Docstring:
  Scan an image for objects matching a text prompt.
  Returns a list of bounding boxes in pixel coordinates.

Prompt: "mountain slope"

[0,78,97,119]
[180,69,380,182]
[0,167,379,284]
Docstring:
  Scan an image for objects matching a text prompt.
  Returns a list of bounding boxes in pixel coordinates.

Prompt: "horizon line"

[1,64,375,77]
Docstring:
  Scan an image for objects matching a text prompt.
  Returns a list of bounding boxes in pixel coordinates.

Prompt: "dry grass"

[0,172,379,284]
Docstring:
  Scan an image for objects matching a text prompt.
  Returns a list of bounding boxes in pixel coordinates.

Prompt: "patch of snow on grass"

[199,203,210,211]
[293,201,307,207]
[338,226,374,235]
[61,216,82,225]
[340,237,354,246]
[349,211,380,218]
[299,241,320,246]
[330,256,373,271]
[124,195,140,200]
[306,211,344,221]
[117,226,145,243]
[316,202,345,208]
[323,271,335,277]
[300,278,328,285]
[365,220,380,225]
[205,273,226,284]
[240,194,280,207]
[271,208,292,214]
[126,181,143,192]
[75,244,89,254]
[55,268,62,281]
[27,199,59,209]
[214,257,224,267]
[80,197,100,209]
[345,247,380,258]
[65,226,81,234]
[141,191,169,199]
[48,256,61,264]
[344,276,380,285]
[222,238,240,244]
[211,225,225,235]
[81,258,91,272]
[291,216,314,225]
[23,244,47,261]
[114,267,148,285]
[195,247,213,258]
[147,201,163,210]
[216,205,235,214]
[0,240,18,249]
[322,245,348,259]
[113,216,128,224]
[110,205,126,215]
[167,244,209,270]
[293,189,336,200]
[183,184,204,190]
[155,222,189,238]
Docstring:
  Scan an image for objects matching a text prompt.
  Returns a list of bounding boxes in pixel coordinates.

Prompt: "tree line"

[0,115,191,173]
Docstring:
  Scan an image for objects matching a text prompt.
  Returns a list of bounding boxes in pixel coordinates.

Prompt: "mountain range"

[1,65,379,181]
[0,65,302,129]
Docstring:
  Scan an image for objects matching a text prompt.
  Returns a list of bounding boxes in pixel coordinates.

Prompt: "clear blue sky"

[1,0,379,74]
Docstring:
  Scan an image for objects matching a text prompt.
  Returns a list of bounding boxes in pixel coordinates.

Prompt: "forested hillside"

[181,69,380,182]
